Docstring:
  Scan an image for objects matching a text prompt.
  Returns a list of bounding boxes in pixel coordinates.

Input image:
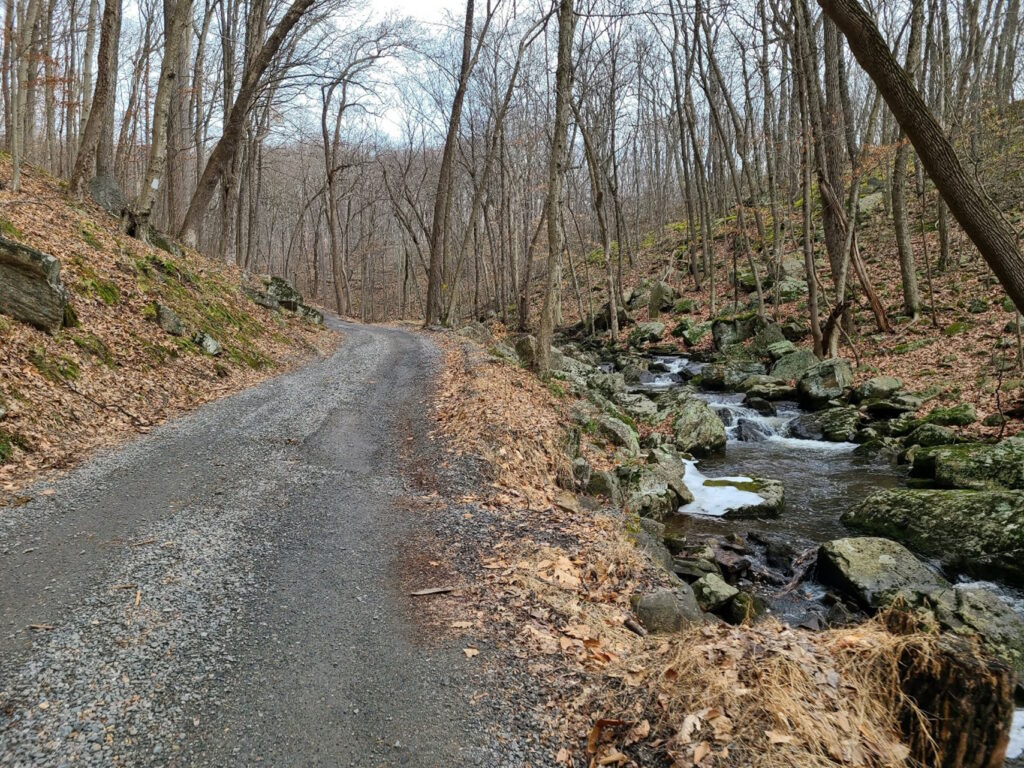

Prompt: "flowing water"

[636,355,1024,758]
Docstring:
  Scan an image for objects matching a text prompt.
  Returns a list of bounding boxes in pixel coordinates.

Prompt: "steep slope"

[0,156,334,497]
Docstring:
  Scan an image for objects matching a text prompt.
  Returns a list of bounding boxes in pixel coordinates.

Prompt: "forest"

[3,0,1024,764]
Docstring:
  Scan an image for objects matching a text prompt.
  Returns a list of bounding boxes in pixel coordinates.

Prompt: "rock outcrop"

[0,235,70,333]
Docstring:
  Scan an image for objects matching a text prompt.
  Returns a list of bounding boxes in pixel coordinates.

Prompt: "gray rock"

[296,304,324,325]
[770,348,820,382]
[843,488,1024,585]
[587,470,621,505]
[816,537,946,610]
[670,396,727,456]
[790,405,861,442]
[155,303,184,336]
[265,276,303,311]
[699,476,785,518]
[680,321,711,346]
[911,436,1024,490]
[904,423,958,448]
[625,455,694,521]
[87,173,127,215]
[594,414,640,456]
[935,585,1024,673]
[700,360,766,391]
[588,372,626,398]
[571,457,592,489]
[513,335,537,367]
[925,403,978,426]
[244,288,280,311]
[613,392,660,424]
[627,321,666,347]
[457,321,492,345]
[796,358,853,409]
[854,376,903,402]
[647,281,678,320]
[193,331,223,356]
[712,314,759,350]
[692,573,739,610]
[765,340,797,360]
[0,235,70,333]
[631,588,703,633]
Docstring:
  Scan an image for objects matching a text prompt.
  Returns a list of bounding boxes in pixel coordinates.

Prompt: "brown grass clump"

[587,619,941,768]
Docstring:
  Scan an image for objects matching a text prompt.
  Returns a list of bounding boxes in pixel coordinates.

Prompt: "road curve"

[0,320,502,767]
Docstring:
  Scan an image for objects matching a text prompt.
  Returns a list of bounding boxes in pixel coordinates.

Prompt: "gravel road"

[0,321,523,767]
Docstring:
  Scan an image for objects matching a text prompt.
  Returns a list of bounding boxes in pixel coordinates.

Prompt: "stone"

[744,380,797,401]
[816,537,947,610]
[594,415,640,456]
[711,313,759,351]
[588,301,630,333]
[770,348,820,382]
[626,461,693,520]
[647,281,678,320]
[87,173,127,215]
[0,235,70,333]
[700,360,766,391]
[853,376,903,402]
[670,397,727,456]
[588,372,626,398]
[936,585,1024,672]
[514,335,537,367]
[911,436,1024,490]
[571,457,592,489]
[193,331,222,356]
[155,303,184,336]
[744,396,776,416]
[861,393,923,418]
[723,592,765,625]
[702,476,785,518]
[673,557,720,581]
[692,573,739,610]
[457,321,492,345]
[587,470,621,505]
[751,323,786,356]
[904,423,958,448]
[296,304,324,325]
[843,488,1024,585]
[680,321,711,346]
[265,276,303,311]
[673,298,698,314]
[627,321,665,347]
[765,339,797,360]
[244,287,280,311]
[790,406,860,442]
[925,403,977,426]
[631,588,703,633]
[613,392,660,424]
[796,358,853,409]
[768,276,808,302]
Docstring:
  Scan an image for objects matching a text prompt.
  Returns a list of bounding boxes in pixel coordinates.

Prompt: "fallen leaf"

[463,647,479,658]
[450,621,473,629]
[766,730,796,745]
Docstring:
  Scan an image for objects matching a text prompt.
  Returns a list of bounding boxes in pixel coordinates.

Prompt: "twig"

[624,617,648,637]
[410,586,456,596]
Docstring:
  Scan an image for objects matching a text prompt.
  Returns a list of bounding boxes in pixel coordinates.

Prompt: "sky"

[379,0,461,24]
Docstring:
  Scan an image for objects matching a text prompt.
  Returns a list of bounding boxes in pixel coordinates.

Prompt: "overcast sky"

[381,0,461,24]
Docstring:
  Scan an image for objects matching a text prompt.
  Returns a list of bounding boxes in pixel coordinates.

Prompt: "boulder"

[816,537,947,610]
[842,488,1024,585]
[457,321,492,345]
[296,304,324,325]
[789,405,861,442]
[514,335,538,367]
[265,276,303,311]
[712,313,759,351]
[588,372,626,398]
[680,321,711,347]
[904,423,959,448]
[613,392,660,424]
[87,173,127,215]
[631,587,704,633]
[243,287,280,311]
[155,303,184,336]
[768,276,808,302]
[700,360,766,391]
[751,323,786,356]
[744,379,797,401]
[625,462,693,521]
[861,393,923,418]
[571,457,592,489]
[193,331,222,356]
[594,414,640,456]
[587,470,622,506]
[692,573,739,610]
[911,437,1024,490]
[925,403,978,426]
[589,301,630,333]
[853,376,903,402]
[671,397,727,456]
[0,235,70,333]
[627,321,665,348]
[765,340,797,360]
[647,281,678,320]
[796,358,853,409]
[770,348,820,382]
[934,585,1024,673]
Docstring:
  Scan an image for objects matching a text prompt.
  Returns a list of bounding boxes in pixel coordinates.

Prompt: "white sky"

[378,0,461,24]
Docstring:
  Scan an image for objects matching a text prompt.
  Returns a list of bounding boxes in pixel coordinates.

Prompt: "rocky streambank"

[464,300,1024,762]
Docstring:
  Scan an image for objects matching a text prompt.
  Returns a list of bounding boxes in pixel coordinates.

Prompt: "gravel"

[0,320,553,767]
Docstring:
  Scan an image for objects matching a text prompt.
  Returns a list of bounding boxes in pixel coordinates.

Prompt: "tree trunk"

[820,0,1024,315]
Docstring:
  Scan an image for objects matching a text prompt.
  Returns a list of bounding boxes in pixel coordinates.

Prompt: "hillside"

[0,157,334,498]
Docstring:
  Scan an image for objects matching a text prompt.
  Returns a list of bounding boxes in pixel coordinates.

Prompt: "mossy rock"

[925,403,977,426]
[673,298,698,314]
[843,488,1024,585]
[911,436,1024,490]
[943,321,971,337]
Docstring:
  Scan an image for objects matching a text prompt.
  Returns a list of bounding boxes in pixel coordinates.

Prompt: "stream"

[636,355,1024,756]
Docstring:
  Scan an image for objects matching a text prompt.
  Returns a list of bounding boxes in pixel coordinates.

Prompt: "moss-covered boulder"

[625,459,694,521]
[627,321,665,347]
[647,281,678,320]
[769,348,819,382]
[765,339,797,360]
[925,403,978,426]
[910,437,1024,490]
[852,376,903,402]
[680,321,711,346]
[796,358,853,409]
[594,414,640,456]
[842,488,1024,585]
[711,312,759,351]
[816,537,947,610]
[0,235,70,333]
[700,360,766,391]
[670,397,727,456]
[613,392,660,424]
[790,405,861,442]
[903,423,959,449]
